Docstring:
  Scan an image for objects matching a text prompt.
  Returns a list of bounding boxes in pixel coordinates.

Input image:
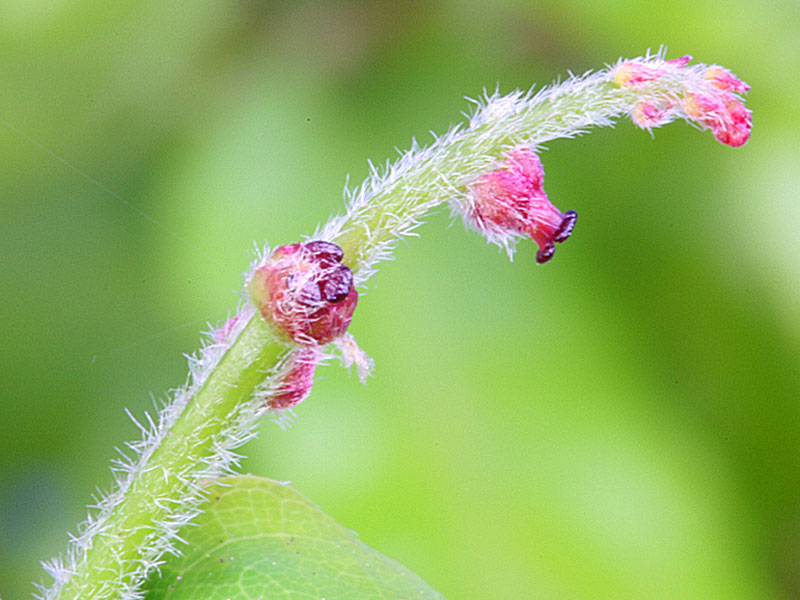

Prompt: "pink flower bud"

[683,92,752,147]
[630,100,673,130]
[268,345,321,410]
[470,148,577,264]
[704,65,750,93]
[713,99,752,147]
[614,55,691,87]
[248,240,358,345]
[682,91,724,122]
[613,61,665,86]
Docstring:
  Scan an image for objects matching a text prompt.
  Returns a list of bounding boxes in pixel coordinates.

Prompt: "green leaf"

[144,475,445,600]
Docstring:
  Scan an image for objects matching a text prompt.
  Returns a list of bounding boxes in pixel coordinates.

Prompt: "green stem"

[60,315,284,598]
[332,80,624,271]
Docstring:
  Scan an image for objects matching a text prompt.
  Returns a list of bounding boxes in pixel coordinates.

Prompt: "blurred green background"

[1,1,799,598]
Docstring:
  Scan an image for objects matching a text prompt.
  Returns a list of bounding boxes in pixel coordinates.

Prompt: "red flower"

[470,148,577,264]
[683,93,752,147]
[249,240,358,345]
[268,346,321,409]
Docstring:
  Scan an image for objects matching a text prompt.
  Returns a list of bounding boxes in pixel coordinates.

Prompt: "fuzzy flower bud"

[468,147,577,263]
[248,240,358,345]
[613,61,665,86]
[631,100,673,130]
[683,92,752,147]
[613,54,692,86]
[715,99,752,147]
[268,345,321,409]
[704,65,750,93]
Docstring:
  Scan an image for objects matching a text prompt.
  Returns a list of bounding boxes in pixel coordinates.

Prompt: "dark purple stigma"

[321,265,353,303]
[304,240,345,263]
[536,243,556,264]
[292,241,353,305]
[553,210,578,243]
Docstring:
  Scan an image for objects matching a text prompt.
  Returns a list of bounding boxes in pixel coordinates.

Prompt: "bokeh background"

[2,1,799,598]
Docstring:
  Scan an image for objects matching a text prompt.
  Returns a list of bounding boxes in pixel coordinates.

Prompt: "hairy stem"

[57,315,283,598]
[325,76,638,274]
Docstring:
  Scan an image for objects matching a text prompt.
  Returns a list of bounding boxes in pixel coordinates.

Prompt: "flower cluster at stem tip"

[614,54,752,146]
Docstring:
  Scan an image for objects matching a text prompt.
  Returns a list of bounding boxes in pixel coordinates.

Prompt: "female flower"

[467,147,577,264]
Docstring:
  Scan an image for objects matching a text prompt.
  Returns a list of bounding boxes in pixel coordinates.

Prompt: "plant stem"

[58,315,284,598]
[51,69,638,600]
[327,78,627,272]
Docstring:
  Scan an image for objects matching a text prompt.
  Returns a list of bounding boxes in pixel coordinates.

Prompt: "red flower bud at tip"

[248,240,358,345]
[470,148,577,264]
[683,92,752,147]
[713,99,752,147]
